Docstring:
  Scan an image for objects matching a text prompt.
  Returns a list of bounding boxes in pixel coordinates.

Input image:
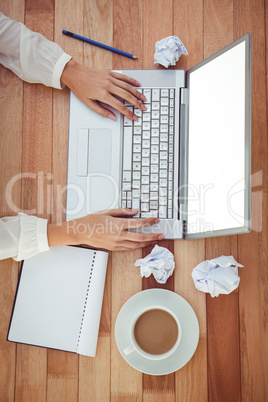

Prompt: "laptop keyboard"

[121,88,175,219]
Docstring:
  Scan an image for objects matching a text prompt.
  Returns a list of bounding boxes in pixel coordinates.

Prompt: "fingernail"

[154,218,160,223]
[131,208,139,212]
[141,104,147,111]
[158,234,165,240]
[140,94,147,102]
[133,114,138,121]
[108,114,116,121]
[135,80,141,86]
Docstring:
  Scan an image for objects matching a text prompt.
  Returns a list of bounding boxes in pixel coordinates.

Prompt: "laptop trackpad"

[88,129,112,174]
[87,129,115,212]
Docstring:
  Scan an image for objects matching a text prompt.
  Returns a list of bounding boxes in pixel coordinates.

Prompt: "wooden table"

[0,1,267,401]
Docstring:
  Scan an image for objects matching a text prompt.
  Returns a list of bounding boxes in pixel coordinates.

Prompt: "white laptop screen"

[185,35,251,237]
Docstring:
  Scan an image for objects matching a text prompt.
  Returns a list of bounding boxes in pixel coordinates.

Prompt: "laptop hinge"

[179,87,189,223]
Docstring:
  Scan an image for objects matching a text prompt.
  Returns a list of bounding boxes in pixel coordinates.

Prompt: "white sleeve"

[0,12,72,89]
[0,213,49,261]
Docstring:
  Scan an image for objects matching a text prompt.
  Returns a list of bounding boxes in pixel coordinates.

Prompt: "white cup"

[123,306,181,361]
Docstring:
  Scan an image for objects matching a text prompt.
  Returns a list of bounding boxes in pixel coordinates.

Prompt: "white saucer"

[115,289,199,375]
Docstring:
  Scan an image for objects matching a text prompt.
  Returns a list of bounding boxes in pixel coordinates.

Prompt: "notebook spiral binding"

[76,250,96,352]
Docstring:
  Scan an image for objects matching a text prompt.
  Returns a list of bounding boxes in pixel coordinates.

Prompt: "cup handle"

[123,344,135,355]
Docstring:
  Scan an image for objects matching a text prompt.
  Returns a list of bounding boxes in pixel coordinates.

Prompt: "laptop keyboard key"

[122,87,176,220]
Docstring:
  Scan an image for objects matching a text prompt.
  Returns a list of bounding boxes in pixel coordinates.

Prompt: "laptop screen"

[185,35,251,238]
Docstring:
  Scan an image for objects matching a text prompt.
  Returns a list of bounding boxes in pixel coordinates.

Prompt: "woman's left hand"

[61,60,147,120]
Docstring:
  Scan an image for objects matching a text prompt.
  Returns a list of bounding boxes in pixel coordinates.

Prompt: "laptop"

[66,34,251,240]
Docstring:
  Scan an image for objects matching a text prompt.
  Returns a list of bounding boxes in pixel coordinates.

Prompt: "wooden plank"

[53,0,84,223]
[207,293,241,401]
[173,2,207,401]
[25,0,54,11]
[47,0,84,401]
[143,390,175,402]
[142,240,174,290]
[204,0,234,56]
[77,257,112,402]
[174,0,204,72]
[234,0,268,400]
[142,2,175,399]
[84,0,113,69]
[47,350,78,402]
[82,0,113,341]
[77,1,113,401]
[113,0,143,69]
[0,4,25,401]
[174,239,207,402]
[15,5,54,401]
[0,260,19,401]
[142,240,174,400]
[203,1,242,401]
[111,250,143,402]
[143,0,173,70]
[206,235,241,402]
[79,337,110,402]
[0,4,24,217]
[15,345,47,402]
[111,1,143,401]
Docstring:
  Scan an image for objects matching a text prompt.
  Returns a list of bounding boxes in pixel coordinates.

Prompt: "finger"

[110,71,141,87]
[80,98,117,120]
[104,94,142,120]
[124,216,161,229]
[108,85,146,112]
[112,240,154,251]
[107,208,139,217]
[122,230,164,242]
[111,76,146,103]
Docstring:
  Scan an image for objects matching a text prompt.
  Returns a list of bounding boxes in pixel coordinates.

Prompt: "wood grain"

[235,0,268,400]
[79,2,114,401]
[79,337,110,402]
[203,1,243,401]
[113,0,143,69]
[173,3,207,400]
[111,2,143,401]
[15,6,54,402]
[142,1,175,399]
[1,1,268,401]
[0,3,25,401]
[173,0,204,72]
[48,1,84,401]
[53,0,84,223]
[111,250,143,402]
[0,259,18,401]
[174,239,207,402]
[143,0,174,70]
[142,241,175,401]
[84,0,113,69]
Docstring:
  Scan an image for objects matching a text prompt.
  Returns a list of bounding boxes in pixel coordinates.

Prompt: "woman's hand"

[61,60,147,121]
[47,208,164,251]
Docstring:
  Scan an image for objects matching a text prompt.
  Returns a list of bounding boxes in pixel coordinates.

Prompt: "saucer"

[115,289,199,375]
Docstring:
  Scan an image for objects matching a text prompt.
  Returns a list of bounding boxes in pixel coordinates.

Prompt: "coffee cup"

[123,306,181,360]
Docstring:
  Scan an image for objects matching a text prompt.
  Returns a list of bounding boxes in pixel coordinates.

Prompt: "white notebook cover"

[8,246,108,357]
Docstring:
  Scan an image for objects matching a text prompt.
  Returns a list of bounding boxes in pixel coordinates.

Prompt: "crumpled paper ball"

[154,35,188,68]
[134,245,175,284]
[192,256,244,297]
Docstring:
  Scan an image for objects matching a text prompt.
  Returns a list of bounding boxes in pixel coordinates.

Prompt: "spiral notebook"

[8,246,108,357]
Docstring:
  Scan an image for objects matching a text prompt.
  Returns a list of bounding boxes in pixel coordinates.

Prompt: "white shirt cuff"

[52,52,72,89]
[14,213,49,261]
